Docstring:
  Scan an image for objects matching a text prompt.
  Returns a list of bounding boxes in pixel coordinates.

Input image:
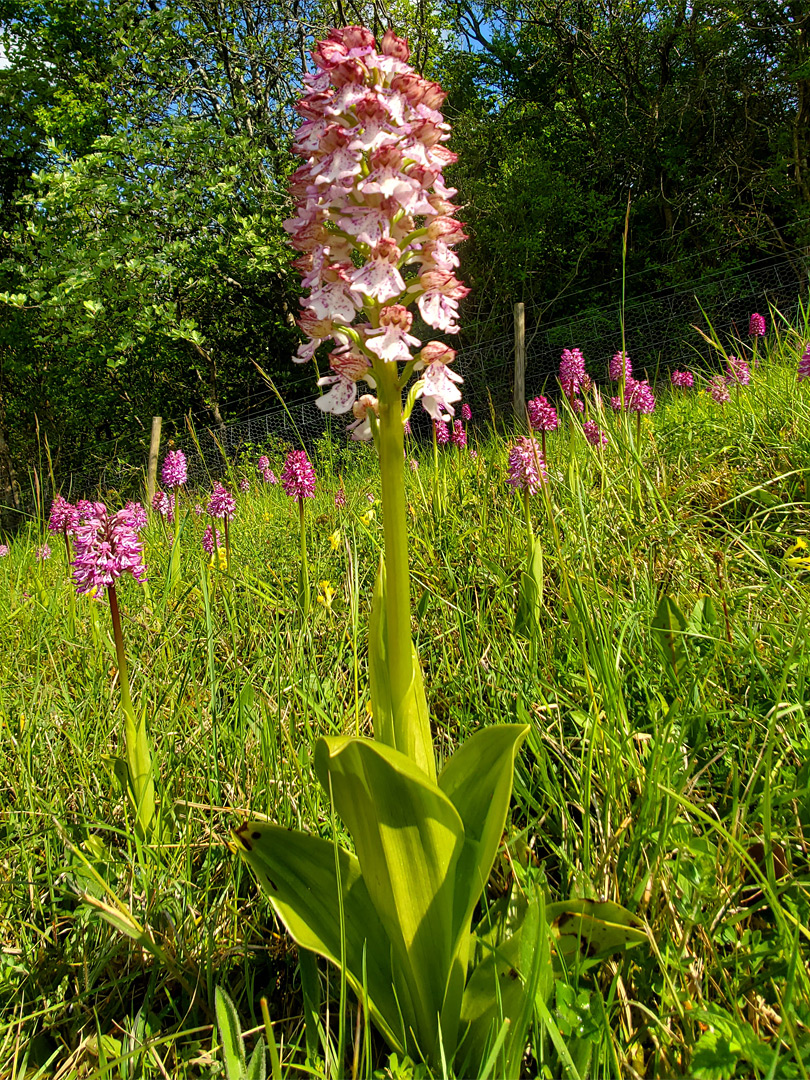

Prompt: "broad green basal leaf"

[314,736,462,1056]
[547,899,648,961]
[438,724,529,945]
[460,887,552,1072]
[231,821,404,1051]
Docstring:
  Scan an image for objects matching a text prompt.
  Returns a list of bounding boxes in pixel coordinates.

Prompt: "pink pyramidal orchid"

[749,312,766,337]
[582,420,607,447]
[161,449,187,488]
[507,437,547,494]
[151,490,174,523]
[207,482,236,566]
[123,501,148,531]
[281,450,317,502]
[671,369,694,389]
[707,375,731,404]
[726,355,751,386]
[72,503,153,837]
[609,351,632,382]
[72,506,147,596]
[48,495,79,537]
[559,348,586,398]
[612,377,656,414]
[48,495,80,564]
[527,395,558,432]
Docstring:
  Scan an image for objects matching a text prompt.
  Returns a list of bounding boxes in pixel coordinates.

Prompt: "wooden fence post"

[513,301,526,426]
[147,416,162,504]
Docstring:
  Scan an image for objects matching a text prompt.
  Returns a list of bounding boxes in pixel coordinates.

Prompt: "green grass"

[2,324,810,1079]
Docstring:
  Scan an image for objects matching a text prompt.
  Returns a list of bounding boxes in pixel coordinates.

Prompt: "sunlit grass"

[1,334,810,1078]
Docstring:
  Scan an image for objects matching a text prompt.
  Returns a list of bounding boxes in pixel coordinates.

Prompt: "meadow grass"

[1,327,810,1078]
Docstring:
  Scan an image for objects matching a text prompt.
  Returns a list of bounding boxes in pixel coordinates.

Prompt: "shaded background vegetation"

[0,0,808,521]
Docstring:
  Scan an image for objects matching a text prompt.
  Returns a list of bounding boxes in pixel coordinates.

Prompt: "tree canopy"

[0,0,807,517]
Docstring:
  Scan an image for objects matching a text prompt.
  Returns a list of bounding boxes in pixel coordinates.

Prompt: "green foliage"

[515,535,543,639]
[215,986,267,1080]
[2,288,810,1078]
[438,0,809,339]
[234,724,529,1068]
[651,594,690,689]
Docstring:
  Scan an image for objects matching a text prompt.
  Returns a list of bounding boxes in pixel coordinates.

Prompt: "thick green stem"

[108,583,155,839]
[299,498,310,618]
[376,360,413,718]
[523,488,534,561]
[108,584,134,717]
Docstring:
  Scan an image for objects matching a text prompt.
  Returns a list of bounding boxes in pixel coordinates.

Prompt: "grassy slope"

[1,327,809,1078]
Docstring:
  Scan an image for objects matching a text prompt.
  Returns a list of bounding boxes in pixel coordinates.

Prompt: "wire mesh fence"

[33,248,808,508]
[460,249,808,415]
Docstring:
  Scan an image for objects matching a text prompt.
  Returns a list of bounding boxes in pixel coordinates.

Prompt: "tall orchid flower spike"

[207,482,236,567]
[284,22,471,749]
[227,28,599,1074]
[161,449,188,585]
[285,28,468,436]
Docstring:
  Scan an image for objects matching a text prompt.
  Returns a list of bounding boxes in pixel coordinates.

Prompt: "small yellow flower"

[317,579,336,611]
[785,538,810,569]
[361,508,375,525]
[209,548,228,571]
[365,699,373,717]
[328,529,342,552]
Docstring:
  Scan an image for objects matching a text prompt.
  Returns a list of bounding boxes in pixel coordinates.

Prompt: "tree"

[0,0,448,502]
[439,0,810,340]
